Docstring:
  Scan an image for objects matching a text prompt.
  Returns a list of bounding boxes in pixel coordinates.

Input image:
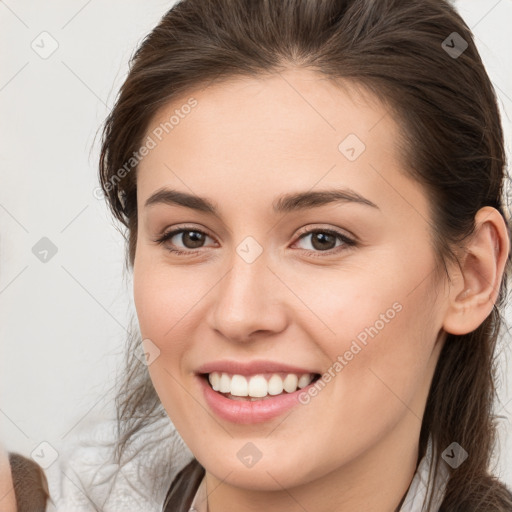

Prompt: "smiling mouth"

[200,372,322,401]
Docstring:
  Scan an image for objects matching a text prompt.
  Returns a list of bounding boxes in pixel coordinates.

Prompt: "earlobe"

[443,206,510,336]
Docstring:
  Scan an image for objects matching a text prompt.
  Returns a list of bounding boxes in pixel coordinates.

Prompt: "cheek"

[318,273,436,372]
[290,249,440,432]
[132,251,221,423]
[133,251,205,351]
[133,253,206,433]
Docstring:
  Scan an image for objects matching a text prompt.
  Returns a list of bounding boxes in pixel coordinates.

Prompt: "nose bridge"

[208,240,286,341]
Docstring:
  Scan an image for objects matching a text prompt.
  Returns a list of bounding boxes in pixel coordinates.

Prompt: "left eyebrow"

[144,187,379,215]
[272,189,379,213]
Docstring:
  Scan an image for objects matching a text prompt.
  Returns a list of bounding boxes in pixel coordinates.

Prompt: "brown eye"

[309,231,337,251]
[178,230,206,249]
[155,227,215,255]
[294,228,356,255]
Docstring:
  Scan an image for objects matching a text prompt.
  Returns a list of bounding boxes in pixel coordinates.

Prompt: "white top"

[42,415,449,511]
[44,415,195,511]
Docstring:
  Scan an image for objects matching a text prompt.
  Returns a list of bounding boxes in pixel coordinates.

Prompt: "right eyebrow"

[145,188,217,214]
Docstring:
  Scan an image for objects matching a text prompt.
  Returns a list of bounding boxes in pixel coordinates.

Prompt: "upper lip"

[196,359,320,376]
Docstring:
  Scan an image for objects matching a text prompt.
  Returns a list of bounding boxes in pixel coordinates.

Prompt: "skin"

[0,443,17,512]
[132,67,509,512]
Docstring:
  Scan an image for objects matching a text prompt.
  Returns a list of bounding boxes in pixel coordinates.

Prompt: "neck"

[205,414,421,512]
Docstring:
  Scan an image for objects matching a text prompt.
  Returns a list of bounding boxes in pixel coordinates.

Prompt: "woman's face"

[133,68,448,490]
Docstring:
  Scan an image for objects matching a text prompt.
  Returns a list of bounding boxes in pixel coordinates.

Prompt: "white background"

[1,0,511,489]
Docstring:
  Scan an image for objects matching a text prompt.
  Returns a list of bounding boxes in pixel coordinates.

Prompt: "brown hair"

[98,1,512,510]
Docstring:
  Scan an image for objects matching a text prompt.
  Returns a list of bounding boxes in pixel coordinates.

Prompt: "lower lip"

[198,375,318,424]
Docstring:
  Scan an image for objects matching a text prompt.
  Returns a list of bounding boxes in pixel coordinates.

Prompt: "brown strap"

[162,458,205,512]
[7,452,50,512]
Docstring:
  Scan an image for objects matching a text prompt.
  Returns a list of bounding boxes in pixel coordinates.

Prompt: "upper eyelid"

[295,224,356,240]
[158,224,353,238]
[158,225,217,242]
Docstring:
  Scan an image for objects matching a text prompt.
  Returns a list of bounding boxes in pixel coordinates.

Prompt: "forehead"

[141,67,396,162]
[136,67,428,223]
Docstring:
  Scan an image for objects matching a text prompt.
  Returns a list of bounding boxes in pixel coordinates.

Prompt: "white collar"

[399,436,450,512]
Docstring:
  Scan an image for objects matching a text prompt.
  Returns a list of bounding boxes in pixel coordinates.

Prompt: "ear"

[443,206,510,335]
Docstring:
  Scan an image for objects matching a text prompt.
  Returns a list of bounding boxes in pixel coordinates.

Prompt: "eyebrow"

[144,187,379,215]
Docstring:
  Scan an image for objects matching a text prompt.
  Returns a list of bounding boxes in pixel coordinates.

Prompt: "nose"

[206,249,288,343]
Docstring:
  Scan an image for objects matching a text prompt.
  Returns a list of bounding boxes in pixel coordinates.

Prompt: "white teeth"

[210,372,220,391]
[298,374,312,389]
[283,374,298,393]
[219,373,230,393]
[207,372,315,398]
[268,374,284,395]
[248,375,268,397]
[231,375,249,396]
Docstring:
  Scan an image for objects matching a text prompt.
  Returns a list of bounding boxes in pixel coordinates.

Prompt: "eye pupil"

[311,232,336,251]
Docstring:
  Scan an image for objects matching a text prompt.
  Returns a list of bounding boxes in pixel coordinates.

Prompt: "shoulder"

[47,415,194,511]
[0,443,19,512]
[7,451,50,512]
[9,415,194,512]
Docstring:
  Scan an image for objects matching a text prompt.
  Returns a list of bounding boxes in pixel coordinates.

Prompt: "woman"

[3,0,512,510]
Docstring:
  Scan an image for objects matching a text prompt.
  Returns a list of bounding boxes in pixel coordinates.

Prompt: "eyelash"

[154,225,357,257]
